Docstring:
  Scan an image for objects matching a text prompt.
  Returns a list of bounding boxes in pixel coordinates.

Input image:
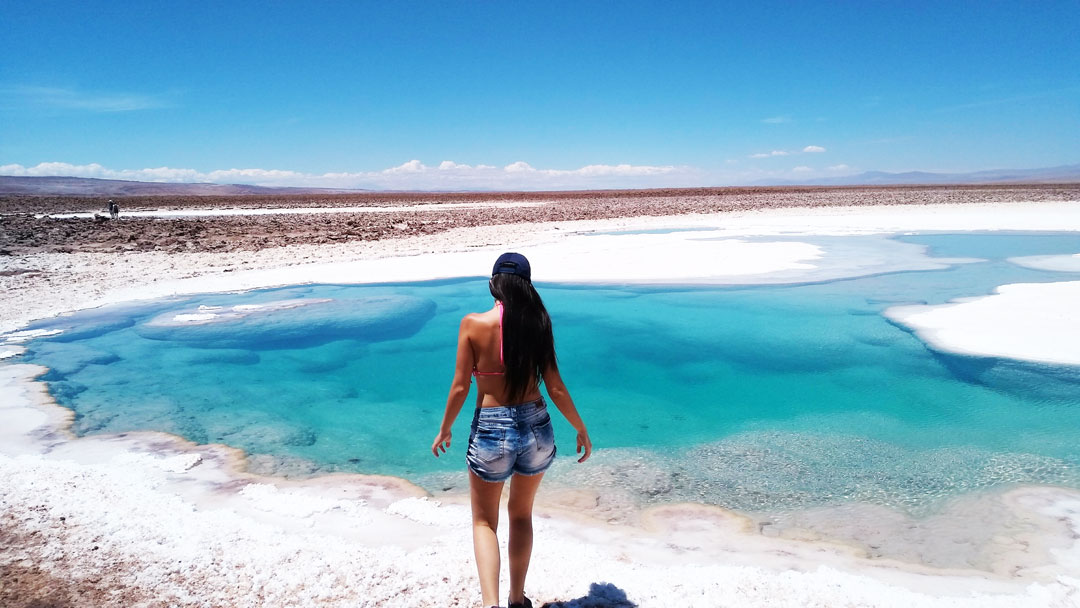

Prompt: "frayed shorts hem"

[468,459,554,484]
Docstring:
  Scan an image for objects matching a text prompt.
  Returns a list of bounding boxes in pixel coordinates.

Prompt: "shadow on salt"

[542,582,637,608]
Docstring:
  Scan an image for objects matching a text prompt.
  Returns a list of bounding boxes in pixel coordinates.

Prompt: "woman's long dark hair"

[489,273,557,402]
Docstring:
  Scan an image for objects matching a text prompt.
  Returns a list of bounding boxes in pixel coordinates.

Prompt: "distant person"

[432,252,592,608]
[109,200,120,220]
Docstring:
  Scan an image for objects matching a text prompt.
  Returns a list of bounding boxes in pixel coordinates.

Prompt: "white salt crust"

[5,200,1080,339]
[2,361,1080,607]
[1010,253,1080,273]
[4,201,1080,605]
[158,298,330,326]
[886,281,1080,366]
[4,200,1080,336]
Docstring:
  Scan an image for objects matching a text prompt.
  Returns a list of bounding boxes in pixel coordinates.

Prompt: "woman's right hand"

[576,430,592,463]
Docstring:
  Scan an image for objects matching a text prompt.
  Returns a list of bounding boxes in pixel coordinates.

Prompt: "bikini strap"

[471,301,505,379]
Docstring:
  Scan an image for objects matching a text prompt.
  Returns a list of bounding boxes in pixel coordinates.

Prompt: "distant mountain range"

[755,163,1080,187]
[1,163,1078,196]
[0,176,364,196]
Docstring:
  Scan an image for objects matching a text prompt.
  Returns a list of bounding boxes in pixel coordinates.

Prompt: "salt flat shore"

[3,191,1080,607]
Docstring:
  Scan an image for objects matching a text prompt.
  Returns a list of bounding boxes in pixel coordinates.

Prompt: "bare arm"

[542,364,592,463]
[431,316,476,457]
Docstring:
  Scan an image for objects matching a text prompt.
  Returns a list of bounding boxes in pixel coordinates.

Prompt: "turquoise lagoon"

[15,233,1080,517]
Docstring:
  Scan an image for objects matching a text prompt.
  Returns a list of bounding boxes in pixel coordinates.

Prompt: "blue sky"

[2,1,1078,190]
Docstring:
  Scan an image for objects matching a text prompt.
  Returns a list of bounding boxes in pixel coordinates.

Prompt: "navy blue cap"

[492,252,531,281]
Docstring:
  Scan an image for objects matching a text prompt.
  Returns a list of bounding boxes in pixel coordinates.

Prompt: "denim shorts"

[466,397,557,483]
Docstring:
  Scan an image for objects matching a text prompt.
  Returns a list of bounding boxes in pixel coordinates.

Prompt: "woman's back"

[467,305,541,407]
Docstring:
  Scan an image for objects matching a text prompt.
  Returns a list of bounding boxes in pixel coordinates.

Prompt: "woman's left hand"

[431,429,452,457]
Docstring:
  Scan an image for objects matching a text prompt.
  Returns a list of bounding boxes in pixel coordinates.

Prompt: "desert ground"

[4,185,1079,254]
[3,185,1080,607]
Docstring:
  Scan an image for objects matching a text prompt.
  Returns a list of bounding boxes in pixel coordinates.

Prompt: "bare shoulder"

[460,311,494,332]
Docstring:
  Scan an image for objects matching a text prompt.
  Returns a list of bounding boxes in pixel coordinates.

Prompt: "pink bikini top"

[472,301,504,378]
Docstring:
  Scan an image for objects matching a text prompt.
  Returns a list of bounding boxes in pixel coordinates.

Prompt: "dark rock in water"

[931,351,999,384]
[73,411,120,435]
[934,351,1080,402]
[245,453,323,477]
[296,358,348,374]
[49,380,89,402]
[284,427,317,447]
[177,423,210,445]
[179,349,261,366]
[601,459,676,499]
[203,412,319,452]
[39,317,135,342]
[135,295,438,350]
[27,342,120,377]
[22,300,179,343]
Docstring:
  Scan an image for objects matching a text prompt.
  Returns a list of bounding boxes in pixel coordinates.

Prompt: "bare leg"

[507,472,544,605]
[469,470,505,607]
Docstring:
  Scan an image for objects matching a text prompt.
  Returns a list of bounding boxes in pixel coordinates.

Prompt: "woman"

[432,252,592,608]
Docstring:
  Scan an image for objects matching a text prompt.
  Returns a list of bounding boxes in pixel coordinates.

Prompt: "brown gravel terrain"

[3,184,1078,255]
[0,510,144,608]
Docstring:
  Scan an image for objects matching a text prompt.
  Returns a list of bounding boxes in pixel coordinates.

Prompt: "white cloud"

[1,160,702,191]
[828,164,851,171]
[761,115,791,124]
[1,85,170,112]
[206,168,307,183]
[792,166,813,173]
[573,164,676,176]
[382,159,426,174]
[438,161,472,170]
[0,162,202,182]
[749,146,825,159]
[504,161,535,173]
[494,161,673,178]
[749,150,790,158]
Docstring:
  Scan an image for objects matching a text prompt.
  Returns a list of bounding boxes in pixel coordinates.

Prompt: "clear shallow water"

[15,233,1080,516]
